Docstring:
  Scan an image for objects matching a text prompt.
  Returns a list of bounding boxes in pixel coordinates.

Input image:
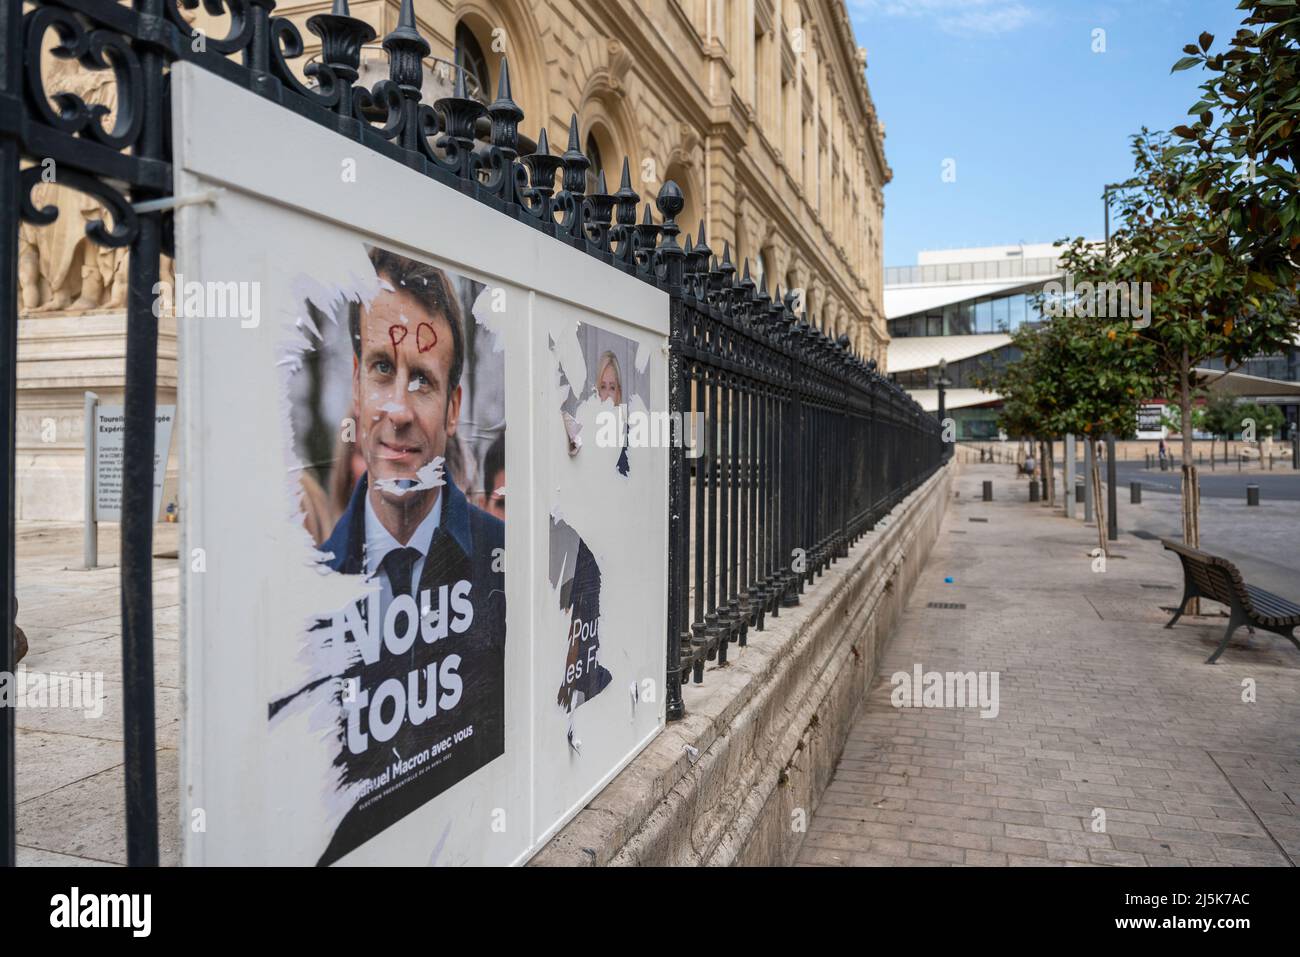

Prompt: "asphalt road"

[1049,461,1300,596]
[1057,460,1300,501]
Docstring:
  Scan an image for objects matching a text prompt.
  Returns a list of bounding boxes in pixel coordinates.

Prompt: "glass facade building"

[1200,350,1300,385]
[884,255,1058,287]
[888,244,1300,444]
[887,289,1047,339]
[884,245,1067,443]
[890,346,1020,391]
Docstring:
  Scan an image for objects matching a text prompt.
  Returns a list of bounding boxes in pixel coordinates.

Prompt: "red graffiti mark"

[416,322,439,353]
[388,325,408,349]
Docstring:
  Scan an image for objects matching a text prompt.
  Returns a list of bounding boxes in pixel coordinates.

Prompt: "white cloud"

[851,0,1037,36]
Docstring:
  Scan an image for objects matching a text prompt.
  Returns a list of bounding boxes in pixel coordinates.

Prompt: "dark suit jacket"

[315,473,505,865]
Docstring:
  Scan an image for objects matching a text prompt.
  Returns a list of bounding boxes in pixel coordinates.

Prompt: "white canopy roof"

[1191,368,1300,397]
[910,388,1003,413]
[887,334,1011,373]
[883,277,1052,320]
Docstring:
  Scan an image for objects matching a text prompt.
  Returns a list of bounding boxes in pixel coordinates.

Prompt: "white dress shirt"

[364,490,442,616]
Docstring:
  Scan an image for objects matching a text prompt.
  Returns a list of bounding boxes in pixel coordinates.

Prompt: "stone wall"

[16,313,178,522]
[532,461,953,865]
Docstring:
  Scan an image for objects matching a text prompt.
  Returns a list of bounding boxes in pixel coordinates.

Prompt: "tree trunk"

[1179,347,1200,613]
[1091,437,1107,558]
[1046,440,1056,507]
[1039,440,1047,503]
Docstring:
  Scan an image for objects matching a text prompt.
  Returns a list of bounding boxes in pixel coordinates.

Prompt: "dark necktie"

[381,546,422,600]
[380,546,422,648]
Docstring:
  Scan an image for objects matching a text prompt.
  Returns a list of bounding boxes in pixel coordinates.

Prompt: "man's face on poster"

[353,281,461,516]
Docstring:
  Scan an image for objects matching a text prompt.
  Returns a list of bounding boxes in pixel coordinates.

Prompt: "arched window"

[584,132,605,193]
[454,20,491,101]
[753,248,773,294]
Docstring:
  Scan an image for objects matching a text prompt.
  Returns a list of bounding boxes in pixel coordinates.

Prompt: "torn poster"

[549,514,612,712]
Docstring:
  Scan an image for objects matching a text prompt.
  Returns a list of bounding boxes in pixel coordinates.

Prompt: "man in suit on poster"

[314,247,504,865]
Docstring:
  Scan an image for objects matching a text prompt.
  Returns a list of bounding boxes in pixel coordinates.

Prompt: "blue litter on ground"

[944,577,954,583]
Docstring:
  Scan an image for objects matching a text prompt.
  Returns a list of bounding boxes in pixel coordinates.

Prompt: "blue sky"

[845,0,1250,266]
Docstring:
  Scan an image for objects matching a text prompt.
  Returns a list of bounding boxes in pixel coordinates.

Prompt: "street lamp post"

[1102,182,1131,542]
[936,359,952,459]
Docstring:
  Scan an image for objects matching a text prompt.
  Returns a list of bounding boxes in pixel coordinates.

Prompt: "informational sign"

[1135,402,1166,440]
[173,64,667,866]
[93,404,175,522]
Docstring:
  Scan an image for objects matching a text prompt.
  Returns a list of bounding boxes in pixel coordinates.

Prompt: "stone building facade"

[13,0,889,520]
[263,0,892,357]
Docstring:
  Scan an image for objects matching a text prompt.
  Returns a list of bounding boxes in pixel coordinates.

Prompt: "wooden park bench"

[1162,539,1300,663]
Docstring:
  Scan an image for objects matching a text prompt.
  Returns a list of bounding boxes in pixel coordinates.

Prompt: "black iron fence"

[0,0,945,866]
[666,257,944,717]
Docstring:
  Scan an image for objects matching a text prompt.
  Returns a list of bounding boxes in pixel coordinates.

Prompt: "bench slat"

[1163,538,1300,629]
[1245,586,1300,626]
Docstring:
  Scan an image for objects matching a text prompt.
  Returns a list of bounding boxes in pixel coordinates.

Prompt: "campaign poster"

[271,245,506,866]
[175,62,664,866]
[536,309,666,838]
[549,325,652,717]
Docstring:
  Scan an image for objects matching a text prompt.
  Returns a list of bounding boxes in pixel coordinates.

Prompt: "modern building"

[883,243,1065,440]
[15,0,892,519]
[884,242,1300,442]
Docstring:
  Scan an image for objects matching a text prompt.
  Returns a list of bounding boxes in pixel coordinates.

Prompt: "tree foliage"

[1109,130,1297,398]
[1200,393,1239,440]
[1172,1,1300,285]
[980,303,1154,440]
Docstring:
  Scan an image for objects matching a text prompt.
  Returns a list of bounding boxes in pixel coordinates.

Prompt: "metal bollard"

[1029,480,1040,502]
[1247,484,1259,507]
[982,480,992,501]
[1130,481,1141,504]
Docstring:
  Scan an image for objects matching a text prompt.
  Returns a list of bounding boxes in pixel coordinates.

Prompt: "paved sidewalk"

[797,464,1300,867]
[12,522,180,866]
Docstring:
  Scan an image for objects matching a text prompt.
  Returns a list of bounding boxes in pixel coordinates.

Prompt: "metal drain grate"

[927,602,967,610]
[950,530,968,534]
[968,517,988,523]
[1140,583,1174,590]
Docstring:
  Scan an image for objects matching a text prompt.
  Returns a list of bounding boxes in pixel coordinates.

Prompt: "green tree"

[1172,2,1300,286]
[1235,401,1285,439]
[979,324,1058,503]
[1101,130,1298,552]
[981,301,1154,556]
[1159,398,1208,439]
[1200,392,1239,460]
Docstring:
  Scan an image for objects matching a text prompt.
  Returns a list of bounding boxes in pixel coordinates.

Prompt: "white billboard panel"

[173,64,667,865]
